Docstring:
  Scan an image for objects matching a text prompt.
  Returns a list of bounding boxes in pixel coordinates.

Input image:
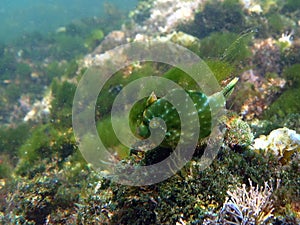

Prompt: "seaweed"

[182,0,246,38]
[281,0,300,13]
[283,63,300,88]
[199,30,253,67]
[50,79,76,129]
[263,87,300,120]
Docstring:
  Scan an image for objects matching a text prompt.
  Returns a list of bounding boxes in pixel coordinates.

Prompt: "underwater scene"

[0,0,300,224]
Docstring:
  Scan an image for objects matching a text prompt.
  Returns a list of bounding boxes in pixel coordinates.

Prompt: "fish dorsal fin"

[146,92,157,107]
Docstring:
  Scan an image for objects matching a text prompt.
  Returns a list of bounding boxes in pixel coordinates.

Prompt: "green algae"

[206,60,234,82]
[0,154,13,179]
[221,30,254,64]
[51,79,76,128]
[267,13,295,34]
[198,31,253,70]
[0,124,30,162]
[199,32,239,59]
[16,123,76,176]
[283,64,300,88]
[263,88,300,120]
[162,67,199,90]
[282,0,300,13]
[263,64,300,120]
[96,116,130,159]
[85,29,104,50]
[1,0,300,223]
[183,0,246,38]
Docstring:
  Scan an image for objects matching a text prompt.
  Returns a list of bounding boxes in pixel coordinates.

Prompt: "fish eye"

[149,118,160,129]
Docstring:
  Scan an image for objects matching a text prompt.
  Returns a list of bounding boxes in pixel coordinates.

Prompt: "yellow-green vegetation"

[282,0,300,12]
[220,30,253,64]
[283,113,300,133]
[2,0,300,223]
[206,60,234,82]
[44,61,67,82]
[51,34,86,60]
[0,124,30,160]
[263,64,300,120]
[0,154,13,179]
[224,115,254,151]
[14,79,78,176]
[267,13,295,34]
[199,31,253,70]
[263,88,300,119]
[96,62,163,117]
[96,116,130,159]
[51,79,76,128]
[16,123,76,176]
[2,158,96,224]
[199,32,239,59]
[183,0,246,38]
[162,67,200,90]
[0,124,31,178]
[85,29,104,50]
[283,64,300,88]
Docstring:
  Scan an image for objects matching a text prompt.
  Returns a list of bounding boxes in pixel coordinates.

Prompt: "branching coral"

[204,179,277,224]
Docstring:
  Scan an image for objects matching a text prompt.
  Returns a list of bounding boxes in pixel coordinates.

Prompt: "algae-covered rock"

[1,158,94,224]
[249,119,280,138]
[283,113,300,133]
[252,127,300,164]
[224,115,254,151]
[168,31,201,54]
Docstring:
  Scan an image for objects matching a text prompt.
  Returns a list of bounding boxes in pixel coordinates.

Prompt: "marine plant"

[281,0,300,13]
[1,157,94,224]
[44,61,67,83]
[263,87,300,120]
[0,50,16,80]
[50,79,77,129]
[0,123,31,163]
[282,113,300,133]
[16,123,76,177]
[85,29,104,50]
[283,63,300,88]
[266,13,295,34]
[50,34,87,60]
[0,154,13,178]
[199,32,241,59]
[182,0,246,38]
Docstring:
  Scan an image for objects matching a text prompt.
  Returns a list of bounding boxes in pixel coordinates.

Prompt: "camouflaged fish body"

[137,78,238,148]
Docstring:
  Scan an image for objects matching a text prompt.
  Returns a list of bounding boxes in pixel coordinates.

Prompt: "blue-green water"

[0,0,138,43]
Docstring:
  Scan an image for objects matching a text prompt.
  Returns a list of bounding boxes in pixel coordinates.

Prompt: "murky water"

[0,0,138,43]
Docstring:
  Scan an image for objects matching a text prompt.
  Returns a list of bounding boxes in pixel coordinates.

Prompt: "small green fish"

[136,78,239,148]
